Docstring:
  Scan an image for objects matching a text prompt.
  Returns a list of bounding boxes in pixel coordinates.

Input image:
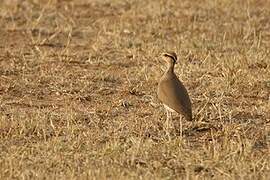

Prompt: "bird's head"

[162,51,178,66]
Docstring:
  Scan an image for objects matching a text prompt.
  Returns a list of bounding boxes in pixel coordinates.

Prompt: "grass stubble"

[0,0,269,179]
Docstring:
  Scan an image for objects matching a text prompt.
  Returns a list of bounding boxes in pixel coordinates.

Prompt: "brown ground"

[0,0,270,179]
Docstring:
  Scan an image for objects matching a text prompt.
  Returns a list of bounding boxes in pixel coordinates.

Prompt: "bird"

[157,51,192,137]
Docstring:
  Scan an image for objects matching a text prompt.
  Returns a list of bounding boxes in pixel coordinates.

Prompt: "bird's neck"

[166,63,175,73]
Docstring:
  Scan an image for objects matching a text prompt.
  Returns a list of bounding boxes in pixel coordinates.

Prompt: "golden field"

[0,0,269,179]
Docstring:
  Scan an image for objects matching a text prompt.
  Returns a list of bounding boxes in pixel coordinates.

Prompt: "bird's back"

[158,71,192,121]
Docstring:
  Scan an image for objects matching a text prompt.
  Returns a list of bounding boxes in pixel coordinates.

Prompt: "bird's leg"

[179,115,183,138]
[166,108,169,128]
[165,108,171,140]
[169,111,172,126]
[166,108,169,127]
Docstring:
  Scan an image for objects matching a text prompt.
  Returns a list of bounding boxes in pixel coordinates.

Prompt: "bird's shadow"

[169,117,219,138]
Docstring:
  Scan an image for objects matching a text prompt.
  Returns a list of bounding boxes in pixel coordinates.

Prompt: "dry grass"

[0,0,269,179]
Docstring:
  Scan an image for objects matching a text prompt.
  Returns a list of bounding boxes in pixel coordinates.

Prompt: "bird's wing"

[158,74,192,120]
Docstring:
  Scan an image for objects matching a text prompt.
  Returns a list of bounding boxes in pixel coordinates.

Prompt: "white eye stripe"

[164,54,177,61]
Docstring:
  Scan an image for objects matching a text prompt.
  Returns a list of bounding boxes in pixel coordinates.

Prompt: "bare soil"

[0,0,269,179]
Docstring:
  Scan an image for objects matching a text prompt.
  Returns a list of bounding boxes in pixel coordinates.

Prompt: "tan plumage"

[157,51,192,121]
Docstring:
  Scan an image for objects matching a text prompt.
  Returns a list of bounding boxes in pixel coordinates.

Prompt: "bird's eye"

[164,54,170,58]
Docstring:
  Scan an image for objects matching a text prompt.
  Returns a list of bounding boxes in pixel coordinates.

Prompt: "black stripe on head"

[163,52,177,62]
